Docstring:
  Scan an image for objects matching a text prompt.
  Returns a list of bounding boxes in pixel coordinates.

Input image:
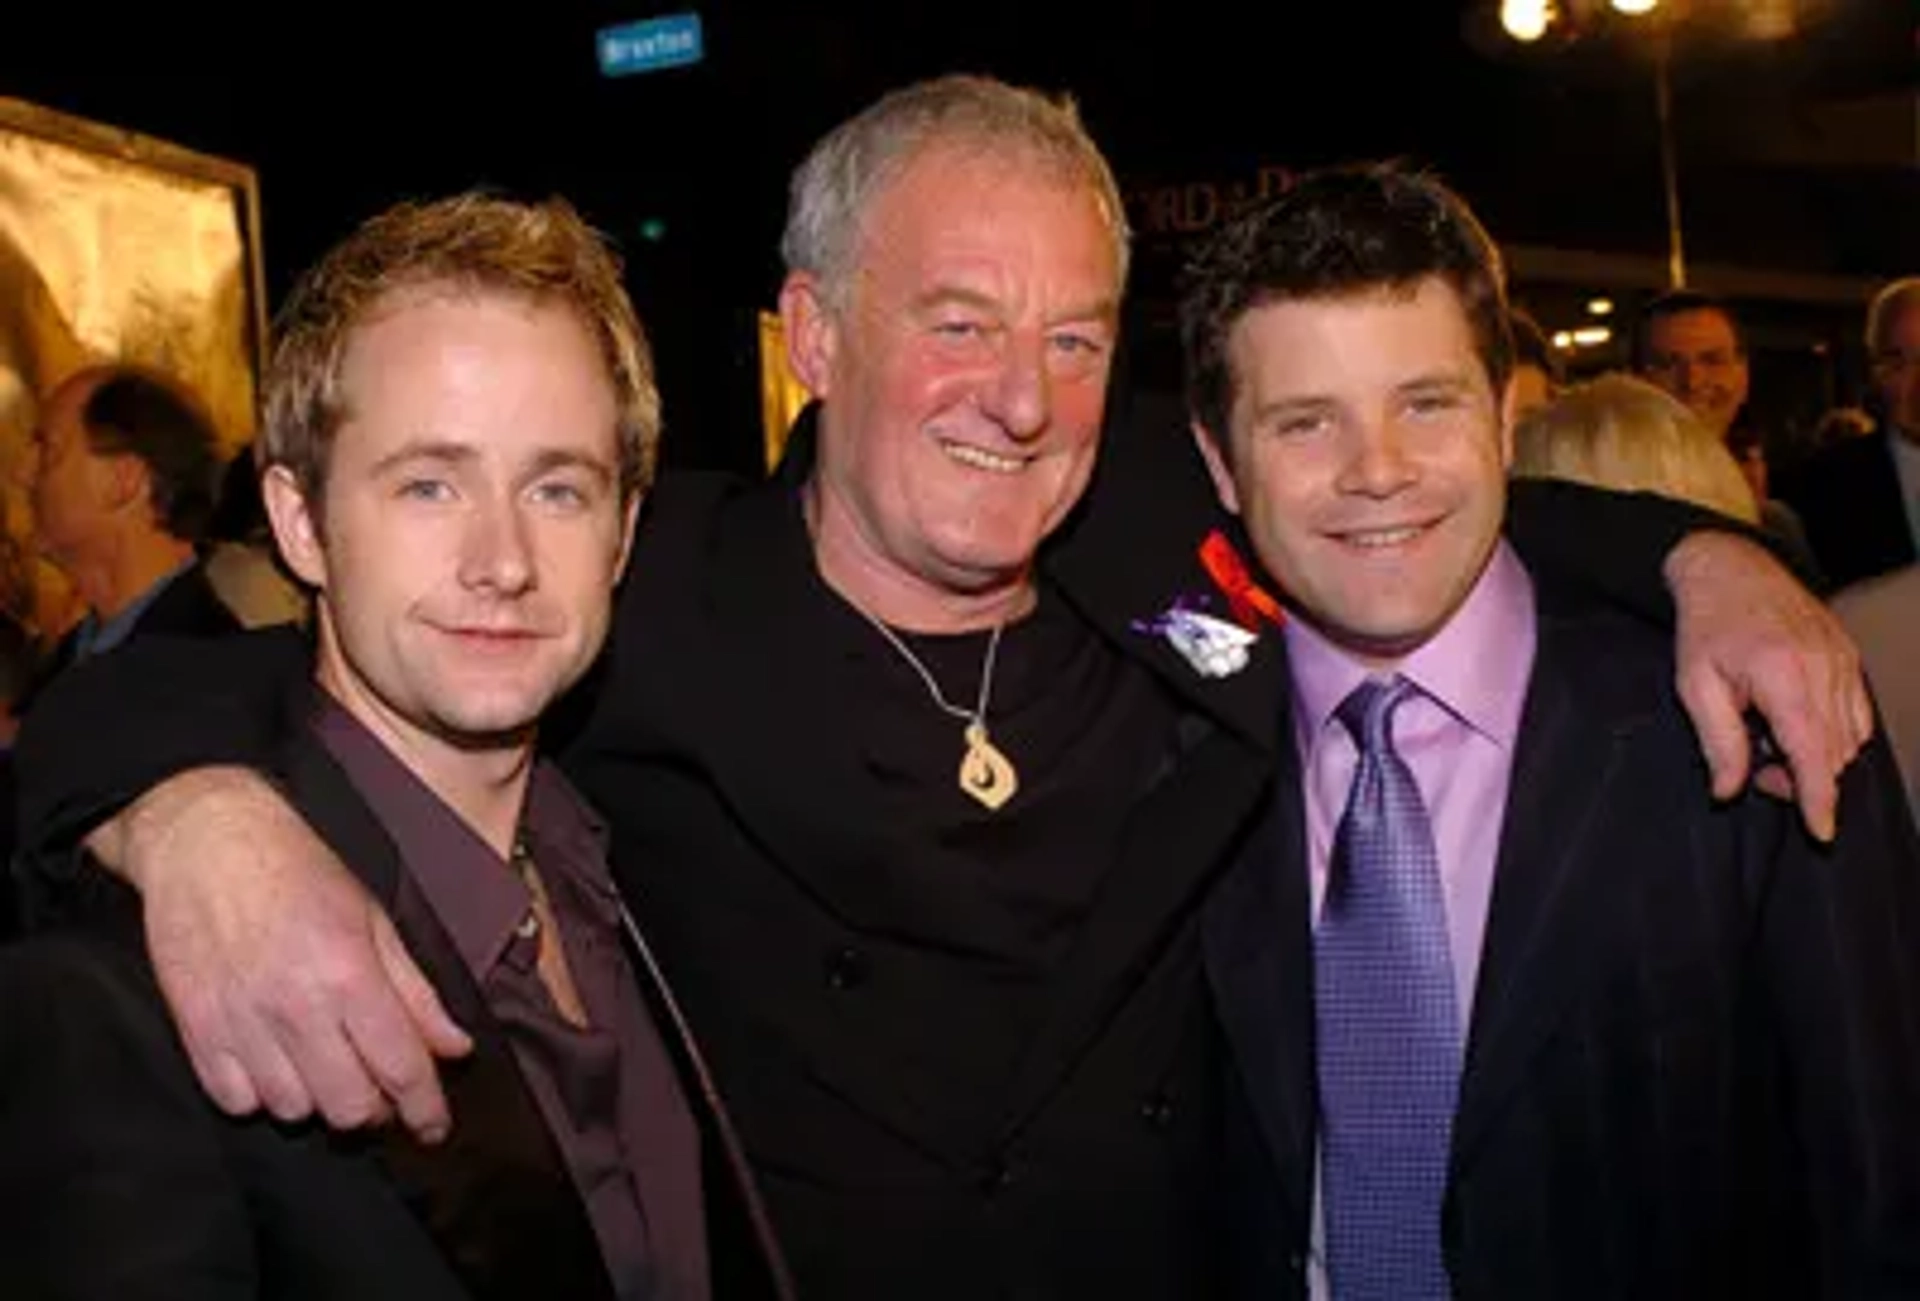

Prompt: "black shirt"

[816,579,1179,1142]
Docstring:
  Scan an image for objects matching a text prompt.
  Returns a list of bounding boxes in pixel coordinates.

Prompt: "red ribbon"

[1199,529,1284,633]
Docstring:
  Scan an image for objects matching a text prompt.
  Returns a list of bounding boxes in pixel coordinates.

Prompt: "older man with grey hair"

[14,75,1871,1300]
[1777,276,1920,588]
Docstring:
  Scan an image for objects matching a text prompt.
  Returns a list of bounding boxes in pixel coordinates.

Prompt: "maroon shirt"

[313,698,708,1301]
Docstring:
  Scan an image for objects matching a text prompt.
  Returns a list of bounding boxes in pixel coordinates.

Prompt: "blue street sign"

[597,13,704,78]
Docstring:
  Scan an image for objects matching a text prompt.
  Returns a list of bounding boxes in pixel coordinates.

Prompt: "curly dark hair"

[1180,162,1513,443]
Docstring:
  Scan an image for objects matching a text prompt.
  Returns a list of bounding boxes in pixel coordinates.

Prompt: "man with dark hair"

[1632,288,1752,443]
[1632,291,1823,576]
[77,370,222,537]
[1186,165,1920,1298]
[17,364,238,707]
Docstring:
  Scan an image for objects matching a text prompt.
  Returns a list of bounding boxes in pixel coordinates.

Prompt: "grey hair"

[1867,276,1920,353]
[780,73,1131,304]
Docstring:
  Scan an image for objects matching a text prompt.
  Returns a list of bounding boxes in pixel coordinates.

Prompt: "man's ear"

[100,453,148,514]
[778,272,837,399]
[260,464,326,589]
[612,490,642,584]
[1497,374,1519,469]
[1190,420,1243,516]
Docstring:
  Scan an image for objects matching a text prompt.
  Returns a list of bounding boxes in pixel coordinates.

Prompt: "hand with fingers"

[1664,532,1875,841]
[99,766,472,1140]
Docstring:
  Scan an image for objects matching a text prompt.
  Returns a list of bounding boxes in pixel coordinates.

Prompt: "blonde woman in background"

[1512,372,1760,524]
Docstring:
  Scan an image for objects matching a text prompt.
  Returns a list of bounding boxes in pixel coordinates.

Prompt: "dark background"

[3,0,1912,473]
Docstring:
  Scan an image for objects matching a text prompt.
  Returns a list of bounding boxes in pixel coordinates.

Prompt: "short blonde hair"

[262,192,658,502]
[1511,372,1759,523]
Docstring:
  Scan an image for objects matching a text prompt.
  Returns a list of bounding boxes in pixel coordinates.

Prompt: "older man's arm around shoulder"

[11,628,474,1143]
[1506,476,1871,842]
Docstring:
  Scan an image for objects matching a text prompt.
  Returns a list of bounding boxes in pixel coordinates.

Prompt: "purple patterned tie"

[1315,675,1460,1300]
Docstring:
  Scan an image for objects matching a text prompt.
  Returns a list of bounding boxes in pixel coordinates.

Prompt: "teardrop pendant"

[959,720,1018,811]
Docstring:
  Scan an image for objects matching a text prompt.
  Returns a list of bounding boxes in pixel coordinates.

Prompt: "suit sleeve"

[1504,478,1798,627]
[11,625,310,907]
[0,930,259,1297]
[1760,728,1920,1292]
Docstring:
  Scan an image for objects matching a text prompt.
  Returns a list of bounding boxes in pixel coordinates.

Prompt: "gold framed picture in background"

[758,308,811,473]
[0,96,266,637]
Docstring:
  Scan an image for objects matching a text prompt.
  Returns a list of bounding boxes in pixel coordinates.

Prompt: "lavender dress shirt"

[1283,540,1538,1299]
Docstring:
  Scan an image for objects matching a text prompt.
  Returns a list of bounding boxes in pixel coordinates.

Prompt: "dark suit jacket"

[1777,429,1917,590]
[2,559,243,937]
[13,557,243,717]
[0,687,793,1301]
[1205,571,1920,1299]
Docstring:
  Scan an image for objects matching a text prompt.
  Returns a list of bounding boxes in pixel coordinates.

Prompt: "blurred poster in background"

[0,97,264,637]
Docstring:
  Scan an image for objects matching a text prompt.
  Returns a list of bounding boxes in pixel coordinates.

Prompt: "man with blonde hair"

[0,192,790,1301]
[1511,372,1759,523]
[12,76,1873,1299]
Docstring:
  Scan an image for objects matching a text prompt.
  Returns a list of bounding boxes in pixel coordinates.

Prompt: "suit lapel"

[1203,741,1316,1223]
[275,713,616,1301]
[617,901,799,1301]
[993,707,1272,1134]
[990,397,1287,1136]
[128,562,242,640]
[694,462,899,902]
[1449,609,1651,1174]
[687,467,995,1165]
[1863,435,1918,570]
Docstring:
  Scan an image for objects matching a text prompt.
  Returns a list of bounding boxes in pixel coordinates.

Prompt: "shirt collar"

[75,557,196,659]
[309,690,537,977]
[521,757,617,909]
[1284,539,1536,755]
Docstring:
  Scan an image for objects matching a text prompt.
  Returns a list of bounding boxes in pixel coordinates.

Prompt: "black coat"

[1776,429,1917,590]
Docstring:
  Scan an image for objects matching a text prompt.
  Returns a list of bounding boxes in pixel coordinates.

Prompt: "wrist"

[108,765,269,893]
[1664,529,1745,598]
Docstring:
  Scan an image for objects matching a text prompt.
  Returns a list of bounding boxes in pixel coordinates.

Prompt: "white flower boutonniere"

[1145,606,1259,679]
[1132,529,1284,680]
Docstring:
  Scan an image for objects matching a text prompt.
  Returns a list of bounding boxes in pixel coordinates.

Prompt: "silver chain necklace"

[855,612,1020,811]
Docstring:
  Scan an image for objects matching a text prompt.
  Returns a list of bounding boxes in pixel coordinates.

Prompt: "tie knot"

[1335,674,1415,757]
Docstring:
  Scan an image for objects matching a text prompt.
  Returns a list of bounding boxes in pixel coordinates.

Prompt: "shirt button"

[1139,1092,1175,1130]
[823,946,870,990]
